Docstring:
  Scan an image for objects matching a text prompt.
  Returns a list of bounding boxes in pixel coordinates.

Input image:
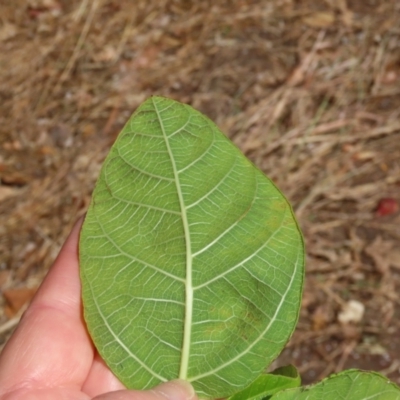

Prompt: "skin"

[0,218,197,400]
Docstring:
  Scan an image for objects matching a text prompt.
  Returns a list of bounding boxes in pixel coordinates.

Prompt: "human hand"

[0,218,197,400]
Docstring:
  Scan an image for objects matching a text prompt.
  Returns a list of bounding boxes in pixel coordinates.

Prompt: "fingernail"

[152,379,196,400]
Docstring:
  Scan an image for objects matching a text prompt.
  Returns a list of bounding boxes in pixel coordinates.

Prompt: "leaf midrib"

[152,98,193,380]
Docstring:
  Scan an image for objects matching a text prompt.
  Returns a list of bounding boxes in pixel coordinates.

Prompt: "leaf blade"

[79,96,304,398]
[270,369,400,400]
[228,365,301,400]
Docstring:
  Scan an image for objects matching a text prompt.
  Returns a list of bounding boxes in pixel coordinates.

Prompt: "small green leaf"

[228,365,301,400]
[79,96,304,398]
[270,369,400,400]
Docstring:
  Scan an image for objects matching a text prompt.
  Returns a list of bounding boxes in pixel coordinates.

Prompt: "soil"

[1,0,400,388]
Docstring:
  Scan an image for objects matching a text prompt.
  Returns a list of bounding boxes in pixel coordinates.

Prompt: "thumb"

[93,380,197,400]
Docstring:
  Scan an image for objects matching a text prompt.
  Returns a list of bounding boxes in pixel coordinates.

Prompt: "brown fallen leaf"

[312,304,334,331]
[3,287,37,318]
[1,172,29,186]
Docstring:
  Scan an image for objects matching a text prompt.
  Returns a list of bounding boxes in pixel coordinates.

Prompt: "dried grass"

[1,0,400,385]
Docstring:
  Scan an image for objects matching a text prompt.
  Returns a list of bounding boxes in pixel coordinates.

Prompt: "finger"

[0,217,94,394]
[82,351,126,396]
[92,380,197,400]
[33,216,85,315]
[0,386,90,400]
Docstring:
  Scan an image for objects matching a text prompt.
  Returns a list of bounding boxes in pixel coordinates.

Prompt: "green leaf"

[228,365,301,400]
[79,96,304,398]
[270,369,400,400]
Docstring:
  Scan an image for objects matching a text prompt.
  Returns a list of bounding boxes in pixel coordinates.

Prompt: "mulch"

[1,0,400,386]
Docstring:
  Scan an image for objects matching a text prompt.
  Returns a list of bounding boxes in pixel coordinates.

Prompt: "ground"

[1,0,400,388]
